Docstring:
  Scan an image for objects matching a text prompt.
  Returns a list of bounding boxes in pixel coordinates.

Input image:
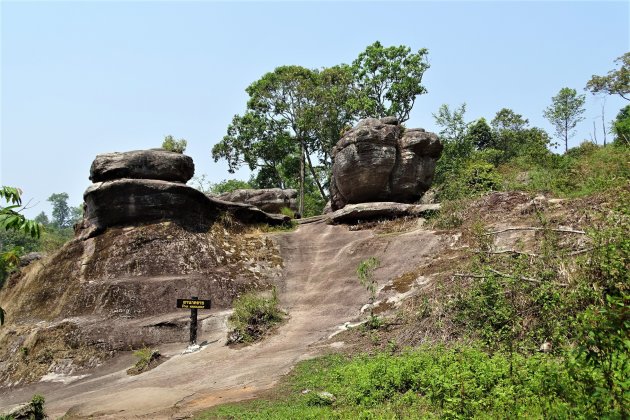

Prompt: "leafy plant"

[227,287,284,344]
[356,257,382,328]
[127,347,161,375]
[161,135,187,153]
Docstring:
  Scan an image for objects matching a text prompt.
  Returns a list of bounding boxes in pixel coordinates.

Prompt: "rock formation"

[329,117,443,211]
[215,188,298,214]
[89,149,195,183]
[82,149,288,237]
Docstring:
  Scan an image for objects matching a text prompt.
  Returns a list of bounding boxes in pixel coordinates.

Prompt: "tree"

[162,135,187,153]
[351,41,430,122]
[543,88,586,152]
[0,187,42,325]
[612,105,630,145]
[467,118,494,150]
[488,108,551,162]
[433,103,474,185]
[47,193,71,228]
[586,52,630,101]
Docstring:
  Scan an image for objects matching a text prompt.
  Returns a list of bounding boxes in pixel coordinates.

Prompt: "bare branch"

[453,269,568,287]
[486,227,586,235]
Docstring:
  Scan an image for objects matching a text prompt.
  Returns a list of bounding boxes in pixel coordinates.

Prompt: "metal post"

[190,296,198,345]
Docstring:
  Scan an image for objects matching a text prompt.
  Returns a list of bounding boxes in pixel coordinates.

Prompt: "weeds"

[227,287,285,344]
[127,347,161,375]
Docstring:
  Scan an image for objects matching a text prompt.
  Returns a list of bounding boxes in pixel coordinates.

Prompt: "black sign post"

[176,296,211,345]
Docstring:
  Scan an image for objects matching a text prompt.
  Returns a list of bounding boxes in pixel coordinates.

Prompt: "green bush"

[161,135,187,153]
[127,347,161,375]
[227,287,284,344]
[199,345,604,419]
[439,159,502,200]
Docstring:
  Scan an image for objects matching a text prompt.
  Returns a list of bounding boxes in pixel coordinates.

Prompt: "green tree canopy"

[467,118,494,150]
[612,104,630,145]
[213,42,430,216]
[586,52,630,101]
[543,87,586,152]
[351,41,430,122]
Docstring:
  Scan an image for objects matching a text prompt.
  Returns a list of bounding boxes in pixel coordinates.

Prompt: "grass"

[126,347,161,375]
[197,344,615,419]
[226,287,285,344]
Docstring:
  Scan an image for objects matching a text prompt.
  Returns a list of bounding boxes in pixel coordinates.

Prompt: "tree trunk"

[305,148,327,201]
[299,140,305,216]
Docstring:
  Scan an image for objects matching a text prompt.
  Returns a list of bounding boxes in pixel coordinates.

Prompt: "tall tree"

[586,52,630,101]
[351,41,430,122]
[612,105,630,145]
[543,88,586,152]
[47,192,77,229]
[467,118,494,150]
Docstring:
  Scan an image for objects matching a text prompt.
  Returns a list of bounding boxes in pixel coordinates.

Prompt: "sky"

[1,0,629,218]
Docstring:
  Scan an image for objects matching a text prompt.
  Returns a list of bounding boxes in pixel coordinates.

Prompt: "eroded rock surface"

[89,149,195,183]
[330,117,442,210]
[82,151,289,236]
[215,189,298,214]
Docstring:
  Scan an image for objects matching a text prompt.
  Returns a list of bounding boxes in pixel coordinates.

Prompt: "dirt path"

[0,223,439,419]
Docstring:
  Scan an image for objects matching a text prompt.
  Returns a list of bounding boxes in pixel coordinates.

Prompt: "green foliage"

[351,41,430,122]
[543,87,587,152]
[0,187,42,239]
[29,394,46,420]
[612,104,630,145]
[211,179,252,195]
[503,143,629,197]
[356,257,380,302]
[199,345,606,419]
[439,160,502,201]
[47,192,70,228]
[227,287,284,344]
[489,108,553,163]
[213,42,429,214]
[280,207,295,218]
[162,135,187,153]
[128,347,161,375]
[586,52,630,101]
[1,187,43,325]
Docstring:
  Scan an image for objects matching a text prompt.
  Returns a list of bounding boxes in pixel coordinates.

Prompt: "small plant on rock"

[127,347,161,375]
[227,287,284,344]
[357,257,382,328]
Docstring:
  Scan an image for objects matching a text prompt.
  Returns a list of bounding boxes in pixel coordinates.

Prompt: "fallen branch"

[453,269,568,287]
[567,247,594,256]
[486,249,538,257]
[480,247,593,258]
[486,227,586,235]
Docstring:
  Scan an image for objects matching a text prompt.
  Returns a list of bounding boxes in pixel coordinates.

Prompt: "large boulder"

[89,149,194,183]
[215,188,298,214]
[84,179,218,231]
[83,179,289,235]
[330,118,442,210]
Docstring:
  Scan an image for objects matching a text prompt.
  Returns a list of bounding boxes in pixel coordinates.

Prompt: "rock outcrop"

[89,149,194,183]
[215,188,298,214]
[327,202,440,224]
[82,150,289,236]
[330,117,442,211]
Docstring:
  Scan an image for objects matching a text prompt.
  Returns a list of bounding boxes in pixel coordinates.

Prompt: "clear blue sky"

[1,1,628,217]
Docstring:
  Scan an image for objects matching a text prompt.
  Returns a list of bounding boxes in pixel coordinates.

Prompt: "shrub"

[227,287,284,344]
[127,347,161,375]
[161,135,187,153]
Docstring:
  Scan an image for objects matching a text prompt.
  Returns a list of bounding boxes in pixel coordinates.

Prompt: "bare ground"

[0,222,440,419]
